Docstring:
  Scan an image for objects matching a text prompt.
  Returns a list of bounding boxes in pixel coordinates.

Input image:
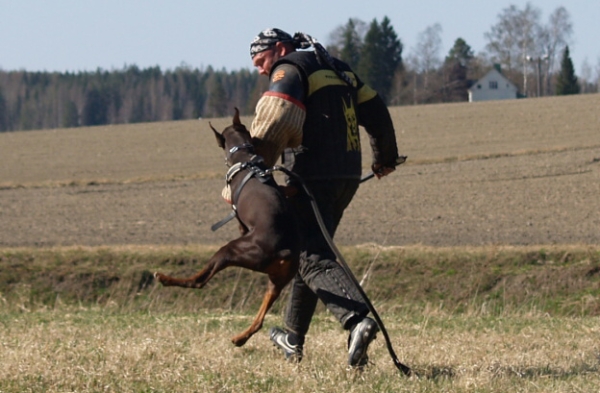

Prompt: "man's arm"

[250,63,306,167]
[356,89,400,177]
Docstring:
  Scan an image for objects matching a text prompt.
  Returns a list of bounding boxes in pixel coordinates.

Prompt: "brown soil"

[1,95,599,248]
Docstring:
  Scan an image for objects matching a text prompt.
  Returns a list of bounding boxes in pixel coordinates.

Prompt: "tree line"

[0,4,596,132]
[0,65,266,131]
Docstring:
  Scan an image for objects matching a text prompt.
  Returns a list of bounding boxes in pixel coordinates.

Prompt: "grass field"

[1,305,599,392]
[1,94,600,392]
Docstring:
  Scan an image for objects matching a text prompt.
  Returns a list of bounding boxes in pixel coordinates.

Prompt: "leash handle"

[360,155,407,184]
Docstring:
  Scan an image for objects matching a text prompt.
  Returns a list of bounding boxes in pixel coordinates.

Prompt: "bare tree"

[485,3,543,95]
[518,4,543,94]
[484,5,522,72]
[485,3,575,97]
[539,6,573,94]
[413,23,443,90]
[580,58,593,93]
[596,56,600,93]
[404,53,420,104]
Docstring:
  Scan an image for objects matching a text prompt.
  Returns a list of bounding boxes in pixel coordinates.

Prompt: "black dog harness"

[211,155,273,231]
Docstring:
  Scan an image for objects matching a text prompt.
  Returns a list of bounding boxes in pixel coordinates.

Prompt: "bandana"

[249,29,355,88]
[250,28,293,58]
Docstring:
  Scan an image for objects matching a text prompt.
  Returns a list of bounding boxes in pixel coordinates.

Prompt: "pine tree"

[357,17,403,104]
[62,101,79,128]
[339,19,364,71]
[82,87,108,126]
[204,72,228,118]
[446,38,474,68]
[129,93,147,123]
[0,88,8,131]
[555,46,580,95]
[443,38,474,102]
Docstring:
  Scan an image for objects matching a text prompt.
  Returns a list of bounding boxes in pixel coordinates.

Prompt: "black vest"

[273,51,363,181]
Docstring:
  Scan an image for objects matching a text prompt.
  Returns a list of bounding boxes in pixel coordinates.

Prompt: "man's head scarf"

[250,28,317,58]
[250,28,294,58]
[249,28,354,88]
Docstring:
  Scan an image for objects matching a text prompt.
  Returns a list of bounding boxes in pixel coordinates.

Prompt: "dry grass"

[1,305,598,393]
[1,95,599,391]
[2,245,599,316]
[1,245,599,392]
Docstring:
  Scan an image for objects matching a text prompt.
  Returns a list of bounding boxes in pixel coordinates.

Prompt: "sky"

[1,0,598,76]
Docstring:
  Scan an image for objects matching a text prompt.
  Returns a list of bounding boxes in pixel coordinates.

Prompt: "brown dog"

[154,108,299,347]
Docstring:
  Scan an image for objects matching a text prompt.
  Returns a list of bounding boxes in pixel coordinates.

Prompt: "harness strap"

[210,211,237,231]
[225,162,244,183]
[211,157,274,232]
[231,170,256,207]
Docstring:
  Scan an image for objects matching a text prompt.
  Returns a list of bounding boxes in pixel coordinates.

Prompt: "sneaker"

[270,327,303,362]
[347,317,378,368]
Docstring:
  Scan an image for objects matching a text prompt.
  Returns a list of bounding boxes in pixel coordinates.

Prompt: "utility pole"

[526,55,549,97]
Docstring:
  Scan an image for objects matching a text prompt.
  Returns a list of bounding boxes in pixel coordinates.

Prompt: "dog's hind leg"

[230,258,297,346]
[154,245,236,288]
[154,264,214,288]
[231,278,281,347]
[154,237,271,289]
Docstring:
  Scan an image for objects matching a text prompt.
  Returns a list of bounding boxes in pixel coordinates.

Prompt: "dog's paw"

[231,335,249,347]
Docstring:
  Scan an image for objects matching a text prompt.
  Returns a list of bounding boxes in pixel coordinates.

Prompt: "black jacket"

[269,51,398,181]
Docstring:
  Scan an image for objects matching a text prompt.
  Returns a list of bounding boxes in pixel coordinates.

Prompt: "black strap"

[210,211,236,232]
[211,162,272,232]
[293,32,355,88]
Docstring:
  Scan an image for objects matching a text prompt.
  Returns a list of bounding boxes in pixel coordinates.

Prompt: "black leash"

[209,159,411,375]
[273,165,411,376]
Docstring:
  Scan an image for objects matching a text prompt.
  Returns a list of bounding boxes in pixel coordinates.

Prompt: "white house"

[468,67,518,102]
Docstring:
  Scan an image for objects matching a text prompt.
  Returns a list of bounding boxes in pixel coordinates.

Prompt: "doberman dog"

[154,108,299,347]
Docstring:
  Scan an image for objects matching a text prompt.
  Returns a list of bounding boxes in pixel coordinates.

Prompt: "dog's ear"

[210,122,225,149]
[233,107,241,126]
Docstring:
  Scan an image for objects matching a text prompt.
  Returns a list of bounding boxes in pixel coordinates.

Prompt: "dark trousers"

[284,179,368,340]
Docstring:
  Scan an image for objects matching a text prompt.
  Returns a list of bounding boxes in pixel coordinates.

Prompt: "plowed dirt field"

[1,94,599,247]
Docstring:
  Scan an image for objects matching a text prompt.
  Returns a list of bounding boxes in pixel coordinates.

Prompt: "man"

[248,28,400,368]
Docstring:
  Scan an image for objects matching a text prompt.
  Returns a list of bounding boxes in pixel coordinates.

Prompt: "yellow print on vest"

[343,97,360,152]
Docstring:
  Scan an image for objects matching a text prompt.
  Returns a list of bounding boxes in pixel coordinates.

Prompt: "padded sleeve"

[250,92,305,167]
[357,93,399,168]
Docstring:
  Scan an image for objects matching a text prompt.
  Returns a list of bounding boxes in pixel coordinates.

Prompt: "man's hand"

[372,163,395,179]
[372,156,406,179]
